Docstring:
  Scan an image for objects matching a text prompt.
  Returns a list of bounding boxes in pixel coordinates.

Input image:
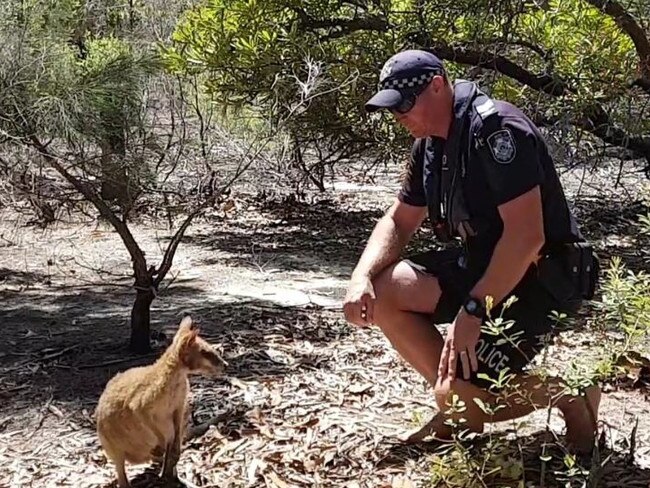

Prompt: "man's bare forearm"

[351,214,414,281]
[470,189,546,310]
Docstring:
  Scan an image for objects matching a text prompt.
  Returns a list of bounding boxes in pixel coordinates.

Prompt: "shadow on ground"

[573,196,649,272]
[183,198,387,277]
[181,193,648,279]
[101,465,187,488]
[0,267,52,286]
[0,282,351,426]
[1,192,647,425]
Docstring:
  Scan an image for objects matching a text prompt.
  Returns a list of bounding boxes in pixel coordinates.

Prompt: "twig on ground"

[184,411,236,441]
[40,345,79,362]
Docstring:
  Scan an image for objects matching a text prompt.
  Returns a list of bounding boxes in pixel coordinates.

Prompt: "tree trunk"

[130,286,155,353]
[99,126,131,208]
[100,150,129,203]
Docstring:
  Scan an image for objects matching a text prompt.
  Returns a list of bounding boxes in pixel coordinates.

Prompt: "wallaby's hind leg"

[161,441,178,480]
[161,407,184,480]
[115,456,130,488]
[151,444,165,465]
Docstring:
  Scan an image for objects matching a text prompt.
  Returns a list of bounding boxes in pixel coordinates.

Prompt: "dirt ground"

[0,159,649,487]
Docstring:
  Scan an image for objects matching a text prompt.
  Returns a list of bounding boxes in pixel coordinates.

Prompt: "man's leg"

[433,373,601,453]
[372,259,600,452]
[372,260,446,388]
[371,258,463,440]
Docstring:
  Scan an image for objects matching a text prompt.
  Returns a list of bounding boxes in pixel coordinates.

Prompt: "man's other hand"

[438,311,481,381]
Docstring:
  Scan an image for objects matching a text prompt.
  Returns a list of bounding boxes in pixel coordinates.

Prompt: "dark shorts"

[404,248,578,390]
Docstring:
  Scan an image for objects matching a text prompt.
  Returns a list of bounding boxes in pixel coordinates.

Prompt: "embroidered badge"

[487,129,516,164]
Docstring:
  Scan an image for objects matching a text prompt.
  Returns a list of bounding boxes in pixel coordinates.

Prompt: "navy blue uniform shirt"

[399,99,582,276]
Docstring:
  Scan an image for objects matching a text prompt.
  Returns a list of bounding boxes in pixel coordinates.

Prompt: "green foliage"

[0,0,85,41]
[163,0,409,165]
[0,0,161,209]
[429,440,524,487]
[164,0,647,177]
[597,256,650,350]
[509,0,638,111]
[595,188,650,361]
[430,394,525,488]
[75,37,160,144]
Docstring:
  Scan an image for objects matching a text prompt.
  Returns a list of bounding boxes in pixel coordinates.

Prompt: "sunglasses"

[390,81,433,115]
[391,93,418,114]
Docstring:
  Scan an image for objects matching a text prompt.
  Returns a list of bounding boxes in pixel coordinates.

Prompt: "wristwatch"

[463,296,486,319]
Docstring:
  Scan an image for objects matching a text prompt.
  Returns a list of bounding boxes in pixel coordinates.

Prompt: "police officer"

[343,49,600,453]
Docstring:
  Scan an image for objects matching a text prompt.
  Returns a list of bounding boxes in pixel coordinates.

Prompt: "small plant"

[596,257,650,350]
[430,393,525,487]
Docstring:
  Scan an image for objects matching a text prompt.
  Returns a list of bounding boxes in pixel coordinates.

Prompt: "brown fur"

[95,316,226,487]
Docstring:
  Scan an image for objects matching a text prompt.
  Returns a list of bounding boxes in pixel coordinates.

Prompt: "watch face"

[466,300,477,312]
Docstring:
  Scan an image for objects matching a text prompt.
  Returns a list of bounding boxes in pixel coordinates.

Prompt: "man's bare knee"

[371,264,396,304]
[434,378,486,433]
[370,268,397,328]
[434,377,454,411]
[372,261,441,325]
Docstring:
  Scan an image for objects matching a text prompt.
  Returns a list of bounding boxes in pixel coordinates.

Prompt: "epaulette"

[474,98,498,121]
[470,94,500,149]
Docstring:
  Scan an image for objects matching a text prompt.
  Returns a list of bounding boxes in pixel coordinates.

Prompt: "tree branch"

[430,43,570,96]
[584,0,650,78]
[485,37,550,62]
[153,208,200,288]
[578,103,650,158]
[153,124,268,287]
[293,8,389,36]
[28,136,149,279]
[426,43,650,166]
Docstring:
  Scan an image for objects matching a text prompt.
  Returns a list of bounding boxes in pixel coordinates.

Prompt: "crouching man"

[343,49,600,453]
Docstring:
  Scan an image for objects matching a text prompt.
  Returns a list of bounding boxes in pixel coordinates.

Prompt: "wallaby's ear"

[179,316,193,331]
[187,327,199,345]
[175,315,200,348]
[174,315,195,341]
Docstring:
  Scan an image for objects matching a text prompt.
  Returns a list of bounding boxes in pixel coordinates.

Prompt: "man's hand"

[343,275,376,327]
[438,310,482,381]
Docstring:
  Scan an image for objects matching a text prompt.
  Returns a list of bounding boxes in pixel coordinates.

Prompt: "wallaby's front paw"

[151,445,165,464]
[160,463,178,481]
[161,473,181,487]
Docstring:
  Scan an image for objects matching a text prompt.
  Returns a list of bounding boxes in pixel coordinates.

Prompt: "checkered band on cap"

[380,71,437,91]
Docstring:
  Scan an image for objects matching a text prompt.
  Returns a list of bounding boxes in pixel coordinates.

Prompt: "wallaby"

[95,316,226,487]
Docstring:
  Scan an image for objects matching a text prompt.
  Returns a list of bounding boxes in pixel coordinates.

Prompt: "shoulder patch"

[486,129,516,164]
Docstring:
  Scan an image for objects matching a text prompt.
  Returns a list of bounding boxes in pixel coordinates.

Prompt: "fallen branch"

[39,345,79,362]
[184,411,236,441]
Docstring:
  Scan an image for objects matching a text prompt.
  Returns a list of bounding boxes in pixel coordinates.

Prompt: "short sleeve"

[398,139,427,206]
[476,118,543,205]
